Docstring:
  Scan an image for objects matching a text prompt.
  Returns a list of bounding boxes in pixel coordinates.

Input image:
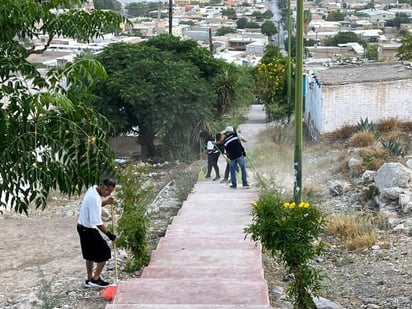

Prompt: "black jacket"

[223,133,243,160]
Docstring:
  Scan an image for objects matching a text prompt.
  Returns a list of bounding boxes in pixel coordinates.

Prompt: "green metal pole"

[294,0,304,204]
[287,0,292,120]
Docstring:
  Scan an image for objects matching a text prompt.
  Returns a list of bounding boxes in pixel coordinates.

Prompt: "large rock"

[375,163,412,193]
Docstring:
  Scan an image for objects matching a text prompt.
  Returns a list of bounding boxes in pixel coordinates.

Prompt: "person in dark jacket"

[216,126,249,189]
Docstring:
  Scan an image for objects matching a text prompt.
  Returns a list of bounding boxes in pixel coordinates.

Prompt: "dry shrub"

[333,150,351,174]
[379,129,404,142]
[330,124,356,141]
[400,121,412,131]
[251,141,294,174]
[376,117,400,133]
[325,212,378,252]
[348,131,376,147]
[358,146,389,170]
[271,121,295,145]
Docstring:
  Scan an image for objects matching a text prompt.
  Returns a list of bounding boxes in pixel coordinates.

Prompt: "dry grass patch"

[251,143,293,174]
[358,146,389,170]
[324,212,379,252]
[348,131,376,147]
[330,124,357,141]
[333,150,351,174]
[376,117,401,133]
[379,129,406,143]
[400,121,412,131]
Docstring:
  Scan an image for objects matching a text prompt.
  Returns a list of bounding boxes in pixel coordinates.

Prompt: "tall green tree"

[94,42,216,160]
[365,44,378,61]
[261,21,278,40]
[324,31,364,46]
[93,0,121,11]
[142,34,221,81]
[397,31,412,60]
[262,10,274,20]
[214,64,254,120]
[237,17,249,29]
[303,9,312,33]
[326,11,345,21]
[0,0,123,213]
[385,13,411,29]
[252,11,264,21]
[127,2,158,18]
[221,8,237,19]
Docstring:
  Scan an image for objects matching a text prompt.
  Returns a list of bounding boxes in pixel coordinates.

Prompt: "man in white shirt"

[77,178,117,288]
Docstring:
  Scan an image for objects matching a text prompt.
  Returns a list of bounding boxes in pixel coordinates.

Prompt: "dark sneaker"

[84,280,93,288]
[213,176,220,181]
[220,178,228,183]
[229,185,237,189]
[243,183,251,188]
[205,175,211,179]
[89,277,110,288]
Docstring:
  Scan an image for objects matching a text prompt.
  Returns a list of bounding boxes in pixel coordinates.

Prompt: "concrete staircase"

[106,105,270,308]
[106,181,271,309]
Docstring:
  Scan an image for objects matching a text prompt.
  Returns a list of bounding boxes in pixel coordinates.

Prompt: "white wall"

[305,77,412,140]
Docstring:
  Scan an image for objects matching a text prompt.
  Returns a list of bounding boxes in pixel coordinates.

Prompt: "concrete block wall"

[305,77,412,140]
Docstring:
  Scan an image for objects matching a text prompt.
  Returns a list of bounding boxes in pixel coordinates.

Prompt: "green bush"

[116,164,153,272]
[381,140,406,157]
[245,188,326,308]
[356,117,375,133]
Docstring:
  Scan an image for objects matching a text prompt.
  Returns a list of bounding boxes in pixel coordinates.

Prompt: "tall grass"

[324,211,382,252]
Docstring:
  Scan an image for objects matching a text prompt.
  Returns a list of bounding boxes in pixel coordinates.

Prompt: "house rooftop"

[315,62,412,85]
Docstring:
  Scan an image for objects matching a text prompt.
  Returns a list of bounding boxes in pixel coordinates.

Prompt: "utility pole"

[287,1,292,121]
[168,0,172,34]
[209,28,213,55]
[294,0,304,204]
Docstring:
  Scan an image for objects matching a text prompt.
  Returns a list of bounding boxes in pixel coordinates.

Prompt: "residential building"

[304,62,412,141]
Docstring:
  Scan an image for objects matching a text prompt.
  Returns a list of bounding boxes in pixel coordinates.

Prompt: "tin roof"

[315,62,412,85]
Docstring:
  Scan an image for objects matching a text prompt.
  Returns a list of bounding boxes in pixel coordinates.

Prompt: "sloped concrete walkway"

[106,105,270,309]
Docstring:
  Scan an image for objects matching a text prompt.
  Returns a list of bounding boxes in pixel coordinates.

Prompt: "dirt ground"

[0,196,109,308]
[0,136,143,309]
[1,135,412,309]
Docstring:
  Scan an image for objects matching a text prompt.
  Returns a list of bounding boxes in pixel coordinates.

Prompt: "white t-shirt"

[207,141,214,151]
[77,185,103,228]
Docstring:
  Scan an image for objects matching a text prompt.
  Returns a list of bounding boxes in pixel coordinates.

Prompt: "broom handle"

[111,204,119,284]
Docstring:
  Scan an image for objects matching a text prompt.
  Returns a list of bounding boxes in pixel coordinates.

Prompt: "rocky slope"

[1,143,412,309]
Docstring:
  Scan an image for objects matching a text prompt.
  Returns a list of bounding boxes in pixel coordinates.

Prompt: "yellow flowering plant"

[245,190,326,308]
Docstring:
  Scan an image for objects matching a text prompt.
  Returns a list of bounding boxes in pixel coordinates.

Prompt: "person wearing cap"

[216,126,250,189]
[77,178,117,288]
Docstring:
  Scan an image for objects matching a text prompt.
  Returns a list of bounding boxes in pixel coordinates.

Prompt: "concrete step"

[141,265,265,281]
[171,215,250,225]
[157,236,258,250]
[107,304,272,309]
[176,206,251,217]
[164,223,246,236]
[185,193,257,203]
[149,248,261,267]
[110,278,270,306]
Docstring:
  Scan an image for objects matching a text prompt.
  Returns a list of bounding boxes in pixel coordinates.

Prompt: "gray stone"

[399,193,412,213]
[362,170,376,183]
[314,296,342,309]
[380,187,403,200]
[375,163,412,193]
[326,180,344,196]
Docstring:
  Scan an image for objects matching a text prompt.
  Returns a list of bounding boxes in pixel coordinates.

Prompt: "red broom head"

[101,285,117,301]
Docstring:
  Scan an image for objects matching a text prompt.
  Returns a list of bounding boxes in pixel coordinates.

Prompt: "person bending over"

[77,178,117,288]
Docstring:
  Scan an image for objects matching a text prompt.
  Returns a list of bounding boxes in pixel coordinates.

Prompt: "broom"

[101,203,119,301]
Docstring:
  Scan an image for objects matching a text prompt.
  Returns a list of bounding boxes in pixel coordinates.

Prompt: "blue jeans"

[229,156,247,187]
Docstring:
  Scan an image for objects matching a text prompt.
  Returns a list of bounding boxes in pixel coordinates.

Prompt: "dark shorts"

[77,224,111,263]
